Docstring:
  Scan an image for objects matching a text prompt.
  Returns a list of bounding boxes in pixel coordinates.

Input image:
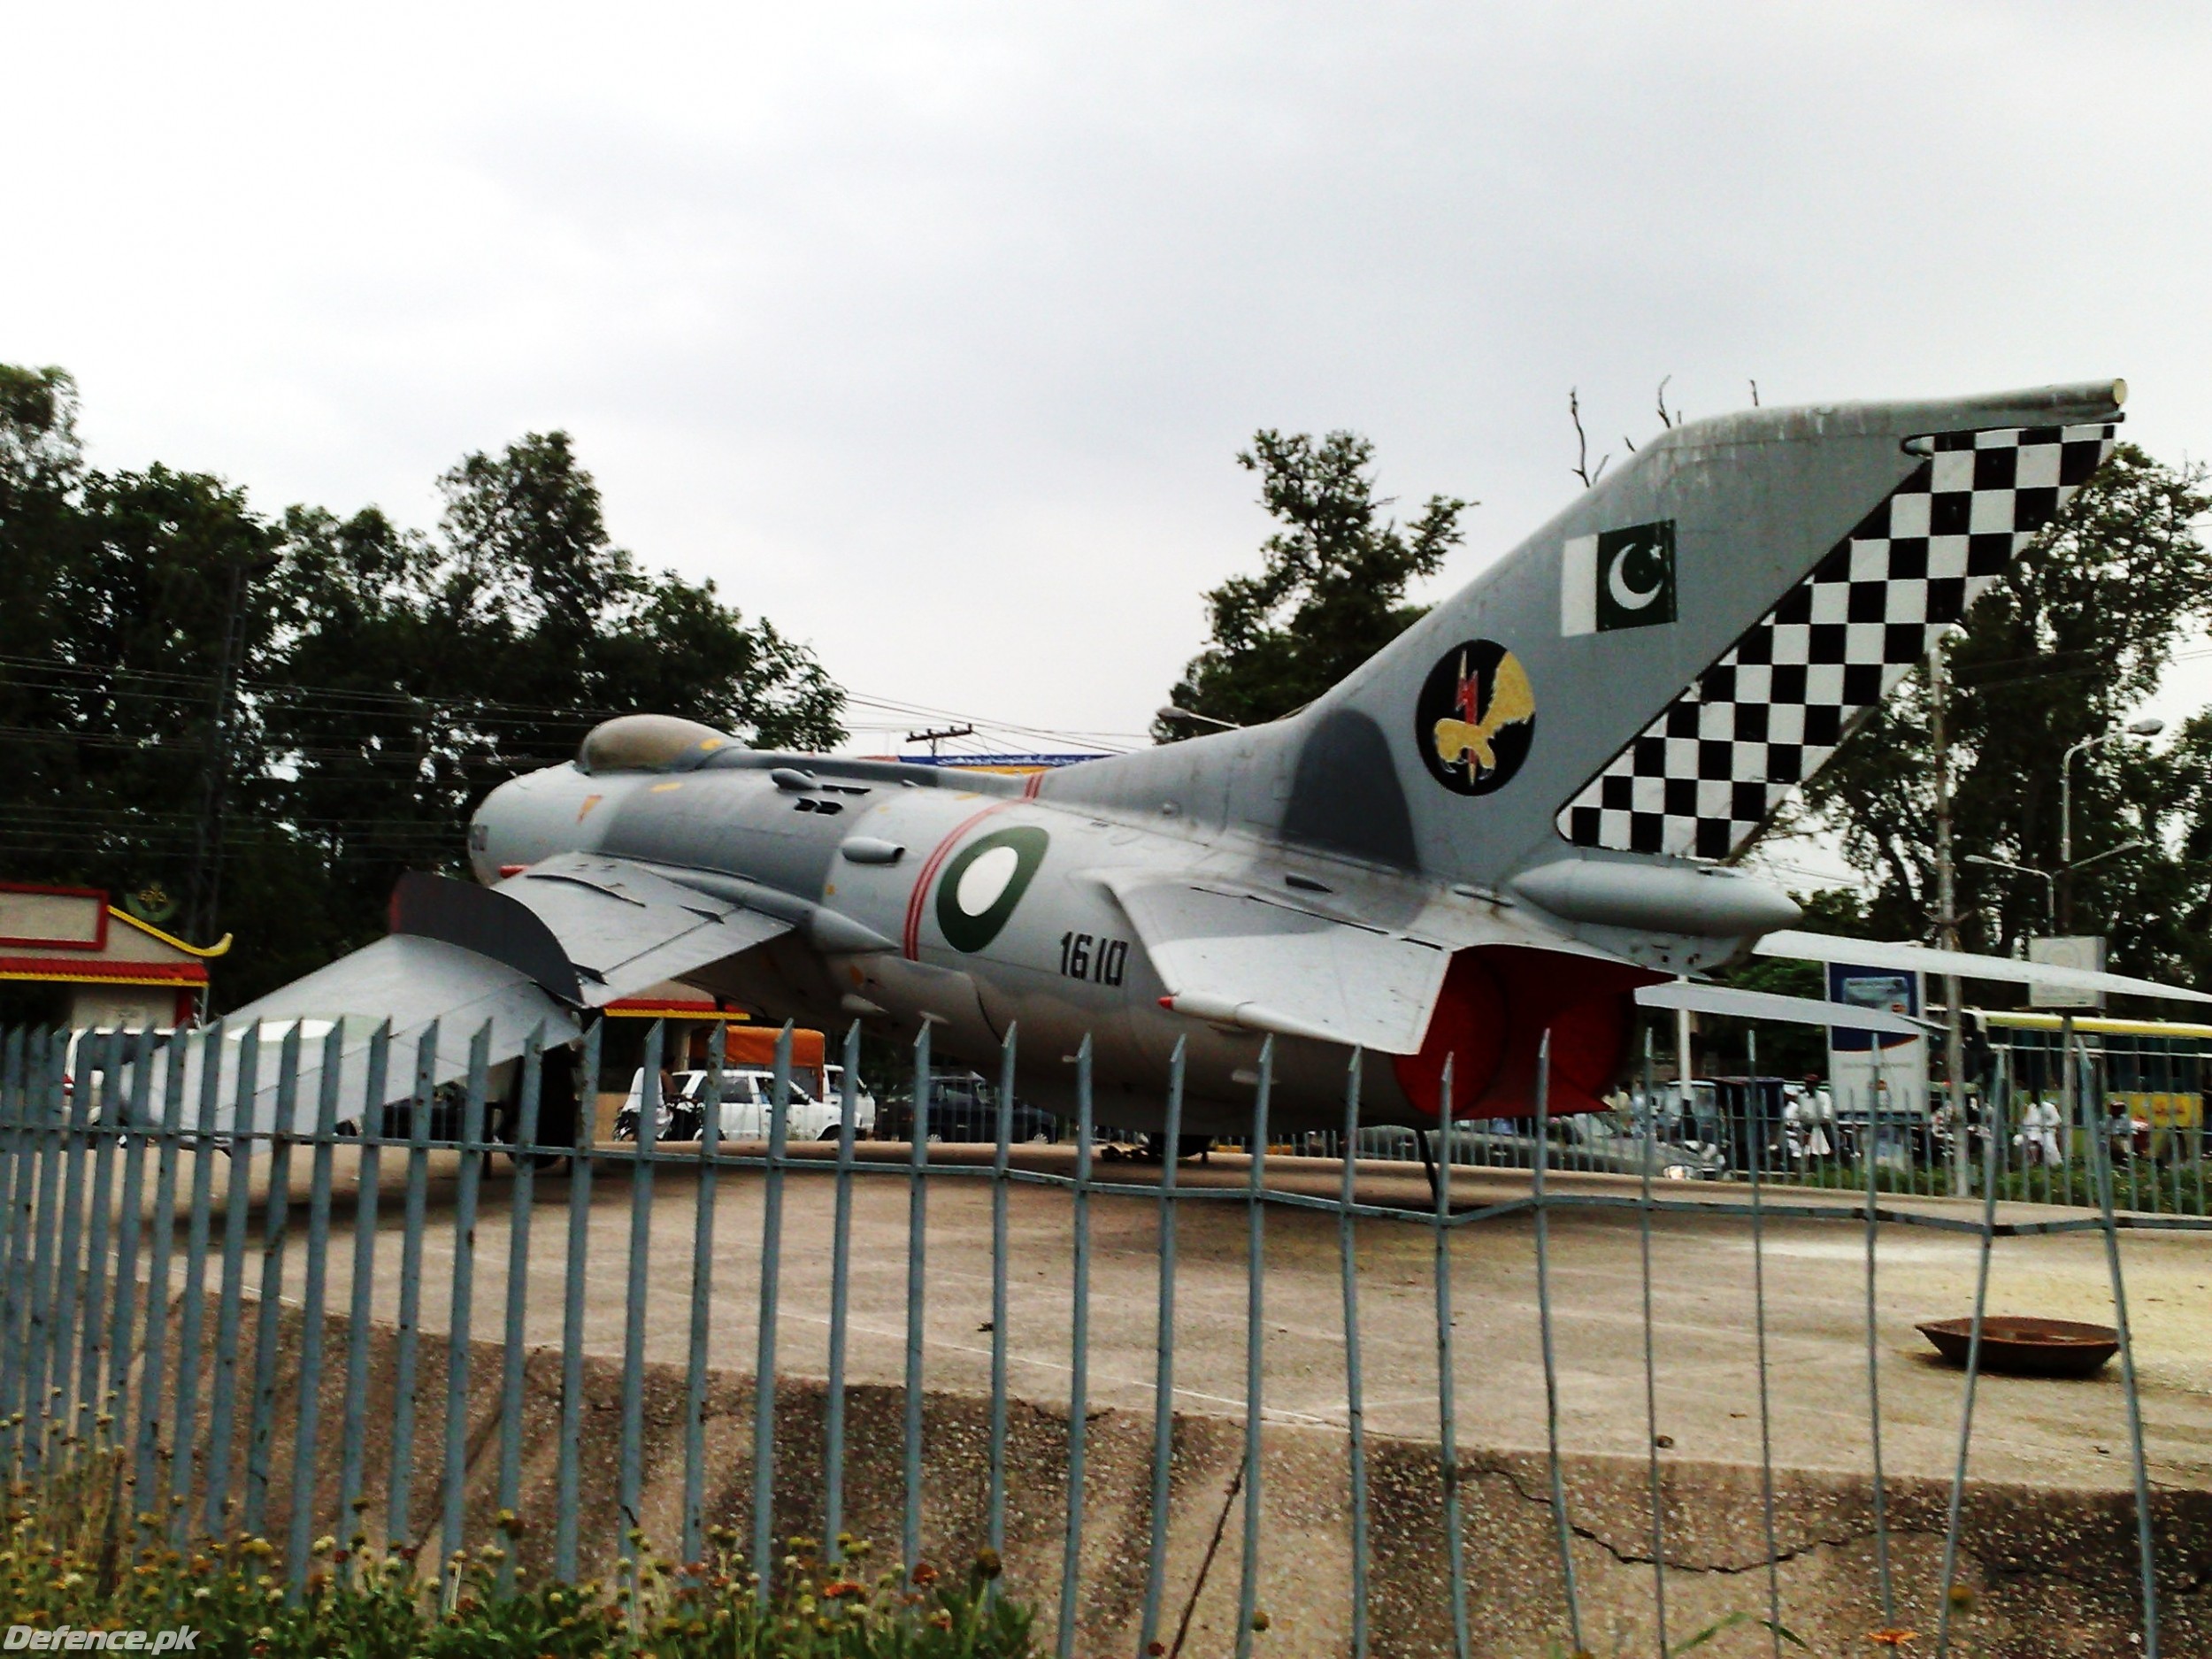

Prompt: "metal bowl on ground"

[1915,1316,2121,1379]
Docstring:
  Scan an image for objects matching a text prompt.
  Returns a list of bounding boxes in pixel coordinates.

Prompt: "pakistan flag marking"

[936,825,1049,953]
[1559,519,1677,636]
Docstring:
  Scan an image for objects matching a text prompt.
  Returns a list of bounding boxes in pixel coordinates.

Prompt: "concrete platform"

[194,1142,2212,1487]
[120,1144,2212,1654]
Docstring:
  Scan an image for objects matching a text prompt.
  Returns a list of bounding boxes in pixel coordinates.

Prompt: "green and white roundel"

[936,826,1049,953]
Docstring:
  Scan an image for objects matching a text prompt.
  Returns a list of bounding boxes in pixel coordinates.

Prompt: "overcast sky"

[11,2,2212,780]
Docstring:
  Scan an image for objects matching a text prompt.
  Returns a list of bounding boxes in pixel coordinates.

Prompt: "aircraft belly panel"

[849,955,1002,1063]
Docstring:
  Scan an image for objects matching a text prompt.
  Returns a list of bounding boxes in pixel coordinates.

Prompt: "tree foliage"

[0,365,82,492]
[0,365,843,1007]
[1160,430,1469,735]
[1787,442,2212,982]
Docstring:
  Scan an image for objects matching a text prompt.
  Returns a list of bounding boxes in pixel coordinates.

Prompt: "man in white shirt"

[2016,1096,2063,1166]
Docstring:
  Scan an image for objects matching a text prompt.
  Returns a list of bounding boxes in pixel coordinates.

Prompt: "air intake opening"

[1394,945,1656,1122]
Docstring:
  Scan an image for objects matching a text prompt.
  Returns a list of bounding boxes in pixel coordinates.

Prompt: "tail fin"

[1053,380,2124,887]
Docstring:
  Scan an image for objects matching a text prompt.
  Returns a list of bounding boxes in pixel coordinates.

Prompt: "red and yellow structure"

[0,880,228,1028]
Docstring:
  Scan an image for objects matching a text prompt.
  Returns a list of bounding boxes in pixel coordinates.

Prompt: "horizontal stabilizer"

[1755,931,2212,1006]
[1103,872,1451,1054]
[1635,979,1934,1034]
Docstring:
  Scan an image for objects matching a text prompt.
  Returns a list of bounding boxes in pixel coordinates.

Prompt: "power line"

[841,688,1137,754]
[0,651,1141,755]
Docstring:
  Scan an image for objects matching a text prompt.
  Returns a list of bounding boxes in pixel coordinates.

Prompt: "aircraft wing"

[157,854,791,1136]
[1755,930,2212,1007]
[1634,979,1935,1034]
[472,853,777,1006]
[1101,872,1453,1053]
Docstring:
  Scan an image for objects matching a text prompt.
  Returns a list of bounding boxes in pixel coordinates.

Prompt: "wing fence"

[0,1016,2195,1656]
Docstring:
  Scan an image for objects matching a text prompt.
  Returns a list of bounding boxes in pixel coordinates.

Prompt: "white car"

[615,1066,876,1143]
[822,1063,878,1129]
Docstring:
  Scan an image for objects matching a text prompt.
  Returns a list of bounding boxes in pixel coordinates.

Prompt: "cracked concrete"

[98,1146,2212,1654]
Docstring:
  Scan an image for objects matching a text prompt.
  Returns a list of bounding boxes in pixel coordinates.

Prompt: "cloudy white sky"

[10,3,2212,787]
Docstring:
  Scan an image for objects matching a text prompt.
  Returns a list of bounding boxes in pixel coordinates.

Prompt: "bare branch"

[1655,374,1676,429]
[1749,378,1761,408]
[1569,388,1609,488]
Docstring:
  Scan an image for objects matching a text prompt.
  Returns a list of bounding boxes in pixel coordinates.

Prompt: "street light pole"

[2058,718,2163,931]
[1962,854,2054,926]
[2060,742,2080,873]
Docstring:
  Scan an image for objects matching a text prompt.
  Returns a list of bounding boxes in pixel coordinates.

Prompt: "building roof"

[0,882,221,989]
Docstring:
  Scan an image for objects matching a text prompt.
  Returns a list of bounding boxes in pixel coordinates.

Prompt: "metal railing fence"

[1268,1032,2212,1223]
[0,1015,2193,1658]
[849,1026,2212,1224]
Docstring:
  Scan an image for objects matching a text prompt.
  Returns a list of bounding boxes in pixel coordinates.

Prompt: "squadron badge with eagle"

[1416,640,1535,795]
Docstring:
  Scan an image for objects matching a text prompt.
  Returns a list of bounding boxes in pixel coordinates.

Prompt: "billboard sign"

[1826,963,1927,1127]
[2029,935,2106,1010]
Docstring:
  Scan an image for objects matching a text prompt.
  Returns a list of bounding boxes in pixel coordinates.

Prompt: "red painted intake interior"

[1392,944,1661,1121]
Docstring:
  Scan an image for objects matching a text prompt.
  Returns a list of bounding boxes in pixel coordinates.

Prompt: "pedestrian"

[1787,1093,1840,1168]
[2016,1094,2062,1166]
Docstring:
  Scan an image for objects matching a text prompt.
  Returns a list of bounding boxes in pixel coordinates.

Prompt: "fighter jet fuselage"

[466,718,1778,1133]
[193,380,2154,1143]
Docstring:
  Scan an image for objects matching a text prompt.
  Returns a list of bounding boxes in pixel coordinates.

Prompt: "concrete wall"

[133,1294,2209,1658]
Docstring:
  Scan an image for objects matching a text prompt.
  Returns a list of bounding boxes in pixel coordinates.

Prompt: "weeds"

[0,1444,1033,1657]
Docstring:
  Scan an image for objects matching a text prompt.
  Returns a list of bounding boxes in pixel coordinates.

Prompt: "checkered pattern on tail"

[1557,423,2116,861]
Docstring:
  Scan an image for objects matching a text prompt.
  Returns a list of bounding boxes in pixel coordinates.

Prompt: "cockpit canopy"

[576,714,736,775]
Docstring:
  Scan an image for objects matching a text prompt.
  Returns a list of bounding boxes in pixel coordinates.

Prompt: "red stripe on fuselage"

[901,802,1015,960]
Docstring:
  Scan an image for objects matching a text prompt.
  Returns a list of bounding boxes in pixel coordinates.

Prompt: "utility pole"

[187,556,267,949]
[1675,998,1694,1113]
[1931,636,1970,1197]
[906,723,973,759]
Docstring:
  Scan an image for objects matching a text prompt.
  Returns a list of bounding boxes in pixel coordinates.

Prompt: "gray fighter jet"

[199,377,2208,1137]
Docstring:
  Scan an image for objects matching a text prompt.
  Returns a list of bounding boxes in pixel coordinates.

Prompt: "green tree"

[423,433,842,750]
[0,366,847,1008]
[0,365,81,492]
[0,367,86,841]
[252,434,847,994]
[0,455,283,917]
[1160,430,1470,735]
[1784,443,2212,983]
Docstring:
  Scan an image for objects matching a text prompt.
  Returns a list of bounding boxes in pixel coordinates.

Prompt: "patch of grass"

[1788,1153,2206,1212]
[0,1443,1033,1657]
